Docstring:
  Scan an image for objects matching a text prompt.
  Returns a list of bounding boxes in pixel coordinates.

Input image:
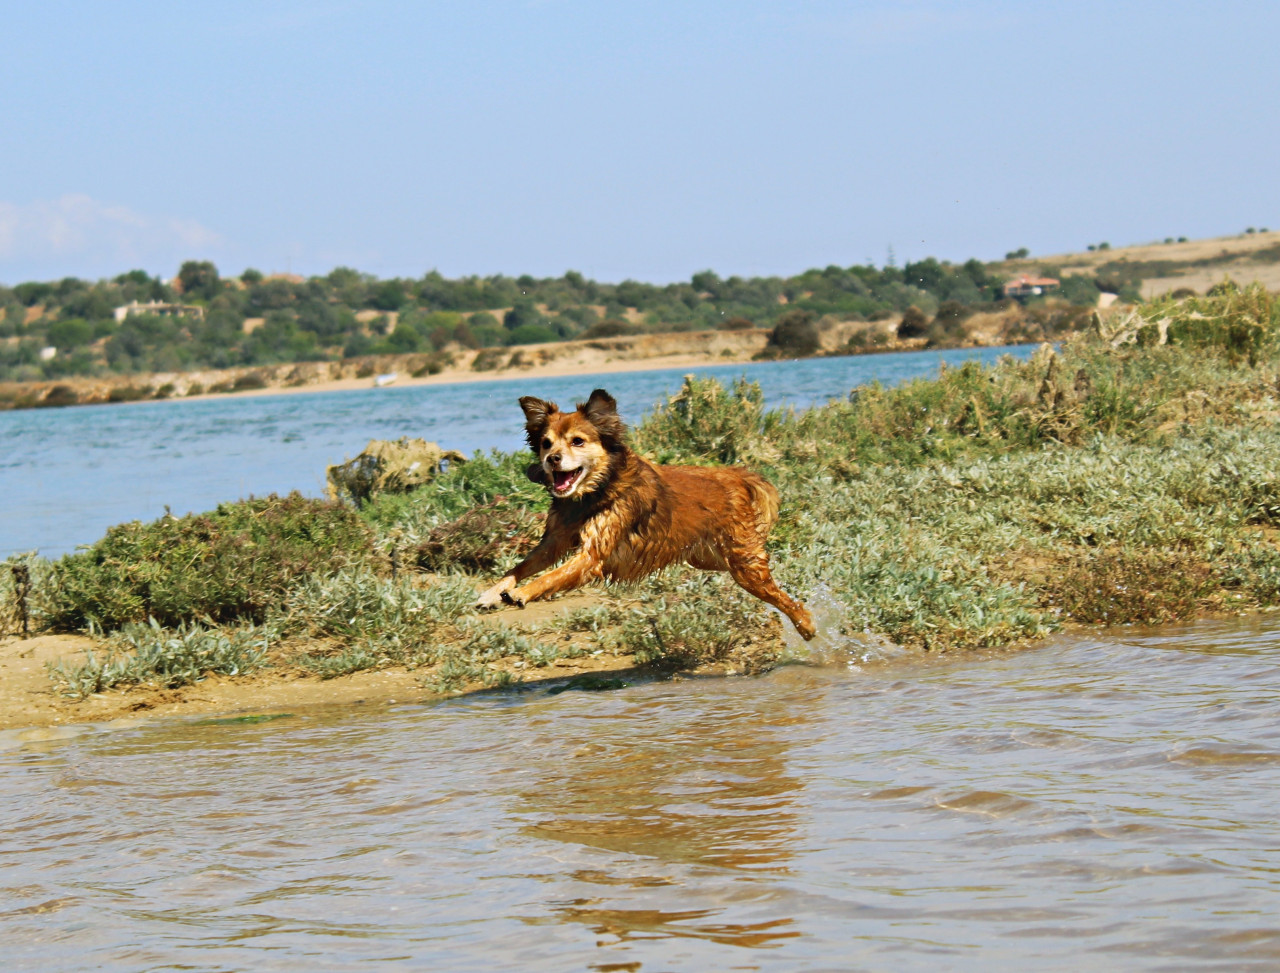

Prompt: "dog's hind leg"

[727,554,816,640]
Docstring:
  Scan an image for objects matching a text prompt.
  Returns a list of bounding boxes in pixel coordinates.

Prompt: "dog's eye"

[571,437,585,447]
[541,437,552,451]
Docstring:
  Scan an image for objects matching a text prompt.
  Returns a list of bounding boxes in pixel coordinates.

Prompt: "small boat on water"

[373,373,398,387]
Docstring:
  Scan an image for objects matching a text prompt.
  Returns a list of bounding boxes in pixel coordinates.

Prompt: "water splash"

[776,584,901,670]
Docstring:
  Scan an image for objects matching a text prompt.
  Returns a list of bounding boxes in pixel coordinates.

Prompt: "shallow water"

[0,345,1032,557]
[4,615,1280,971]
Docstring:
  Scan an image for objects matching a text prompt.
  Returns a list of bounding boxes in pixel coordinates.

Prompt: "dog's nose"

[548,452,562,467]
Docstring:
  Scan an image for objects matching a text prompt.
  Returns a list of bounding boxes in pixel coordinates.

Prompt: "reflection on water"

[4,616,1280,971]
[518,690,801,871]
[516,685,805,950]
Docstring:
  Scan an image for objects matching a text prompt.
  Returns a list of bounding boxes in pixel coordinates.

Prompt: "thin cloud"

[0,194,223,272]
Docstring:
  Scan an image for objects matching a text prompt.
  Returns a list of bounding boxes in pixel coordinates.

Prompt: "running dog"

[475,388,816,639]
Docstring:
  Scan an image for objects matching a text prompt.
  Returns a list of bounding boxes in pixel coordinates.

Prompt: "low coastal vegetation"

[4,283,1280,700]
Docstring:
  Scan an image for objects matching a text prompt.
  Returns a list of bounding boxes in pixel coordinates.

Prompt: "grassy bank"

[6,284,1280,700]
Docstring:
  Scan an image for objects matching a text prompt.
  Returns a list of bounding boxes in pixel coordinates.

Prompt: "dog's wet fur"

[475,389,816,640]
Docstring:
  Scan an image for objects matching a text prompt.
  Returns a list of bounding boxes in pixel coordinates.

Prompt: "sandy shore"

[187,342,781,403]
[0,590,705,732]
[0,631,658,734]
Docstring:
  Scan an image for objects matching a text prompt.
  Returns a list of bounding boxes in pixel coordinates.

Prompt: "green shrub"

[278,570,475,643]
[414,501,544,573]
[767,310,819,356]
[897,305,930,338]
[46,493,374,631]
[1059,275,1103,306]
[1163,283,1275,364]
[933,300,973,328]
[505,323,558,345]
[1047,547,1217,626]
[410,351,453,377]
[614,594,762,668]
[47,619,271,698]
[360,449,545,534]
[581,319,643,338]
[632,374,780,466]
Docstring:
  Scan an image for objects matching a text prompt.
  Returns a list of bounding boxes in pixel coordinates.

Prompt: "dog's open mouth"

[550,467,583,494]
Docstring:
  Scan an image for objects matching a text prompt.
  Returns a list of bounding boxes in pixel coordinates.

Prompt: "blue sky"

[2,0,1277,285]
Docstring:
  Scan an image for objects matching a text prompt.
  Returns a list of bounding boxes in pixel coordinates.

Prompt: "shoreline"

[0,311,1036,411]
[6,607,1265,734]
[193,332,1016,403]
[0,585,807,732]
[0,606,1050,734]
[0,627,663,734]
[182,345,783,403]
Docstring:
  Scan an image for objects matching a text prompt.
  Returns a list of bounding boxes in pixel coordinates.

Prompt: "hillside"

[2,229,1278,408]
[1002,229,1280,298]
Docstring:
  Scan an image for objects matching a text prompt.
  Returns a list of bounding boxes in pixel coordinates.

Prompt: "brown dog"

[475,388,816,640]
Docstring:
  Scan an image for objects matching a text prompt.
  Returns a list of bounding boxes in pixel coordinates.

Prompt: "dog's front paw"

[476,578,515,610]
[501,588,527,608]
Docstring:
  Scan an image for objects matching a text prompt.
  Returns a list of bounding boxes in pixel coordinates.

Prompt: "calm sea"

[0,346,1032,557]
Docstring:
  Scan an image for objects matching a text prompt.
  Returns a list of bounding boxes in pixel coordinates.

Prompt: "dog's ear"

[579,388,627,451]
[582,388,617,422]
[519,396,557,452]
[525,461,548,485]
[519,396,556,426]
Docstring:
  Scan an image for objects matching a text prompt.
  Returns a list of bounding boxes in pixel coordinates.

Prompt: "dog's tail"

[744,473,781,538]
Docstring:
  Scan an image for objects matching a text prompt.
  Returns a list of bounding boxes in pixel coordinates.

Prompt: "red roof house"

[1002,274,1060,299]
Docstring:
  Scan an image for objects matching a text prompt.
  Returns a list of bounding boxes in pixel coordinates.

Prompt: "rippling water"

[0,345,1031,556]
[4,616,1279,971]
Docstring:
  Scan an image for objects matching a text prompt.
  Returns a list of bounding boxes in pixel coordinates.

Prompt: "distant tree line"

[0,255,1074,382]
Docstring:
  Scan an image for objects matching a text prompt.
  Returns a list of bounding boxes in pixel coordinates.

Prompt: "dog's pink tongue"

[553,470,576,490]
